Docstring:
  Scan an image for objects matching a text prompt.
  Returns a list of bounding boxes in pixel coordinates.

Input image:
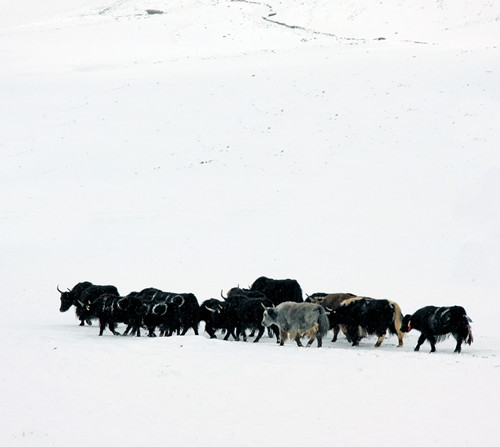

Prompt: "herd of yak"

[57,276,474,353]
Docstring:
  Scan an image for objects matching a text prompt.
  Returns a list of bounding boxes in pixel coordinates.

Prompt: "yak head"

[400,314,412,333]
[261,307,278,327]
[58,285,75,312]
[325,307,341,326]
[204,302,226,326]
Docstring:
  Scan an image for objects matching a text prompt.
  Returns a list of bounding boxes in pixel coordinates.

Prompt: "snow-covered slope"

[1,1,499,446]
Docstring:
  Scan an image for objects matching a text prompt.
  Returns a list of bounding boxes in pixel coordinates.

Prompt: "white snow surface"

[1,1,500,446]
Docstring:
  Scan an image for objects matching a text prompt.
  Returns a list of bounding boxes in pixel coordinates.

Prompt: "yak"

[262,302,329,347]
[327,297,404,347]
[307,292,357,342]
[200,298,225,339]
[58,282,119,326]
[401,305,473,353]
[87,293,129,336]
[208,294,277,343]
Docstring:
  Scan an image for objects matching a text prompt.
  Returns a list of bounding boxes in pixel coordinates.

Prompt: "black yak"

[401,305,473,353]
[58,282,119,326]
[327,297,404,347]
[250,276,303,305]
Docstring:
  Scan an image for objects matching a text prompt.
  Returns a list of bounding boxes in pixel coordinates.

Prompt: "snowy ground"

[1,1,500,446]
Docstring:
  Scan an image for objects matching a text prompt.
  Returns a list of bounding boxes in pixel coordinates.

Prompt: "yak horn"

[205,306,216,313]
[220,290,227,300]
[153,303,167,316]
[169,294,185,307]
[57,285,64,294]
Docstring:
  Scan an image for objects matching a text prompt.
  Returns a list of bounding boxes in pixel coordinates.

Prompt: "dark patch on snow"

[146,9,164,15]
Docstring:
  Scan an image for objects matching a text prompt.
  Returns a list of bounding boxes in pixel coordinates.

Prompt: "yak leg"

[98,319,106,336]
[306,335,320,347]
[414,333,426,351]
[109,322,120,336]
[316,335,323,348]
[225,325,239,341]
[231,327,240,341]
[239,328,247,342]
[208,328,217,339]
[374,332,386,347]
[294,334,303,347]
[454,335,463,353]
[428,335,437,353]
[272,325,280,343]
[397,331,404,347]
[347,326,360,346]
[254,327,265,343]
[279,329,287,346]
[205,324,216,339]
[331,326,340,342]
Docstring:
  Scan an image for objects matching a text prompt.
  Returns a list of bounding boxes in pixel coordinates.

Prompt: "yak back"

[315,293,358,309]
[250,276,303,305]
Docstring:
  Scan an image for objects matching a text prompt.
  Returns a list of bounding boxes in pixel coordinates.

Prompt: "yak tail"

[387,301,403,334]
[318,313,330,338]
[388,300,405,347]
[465,315,474,345]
